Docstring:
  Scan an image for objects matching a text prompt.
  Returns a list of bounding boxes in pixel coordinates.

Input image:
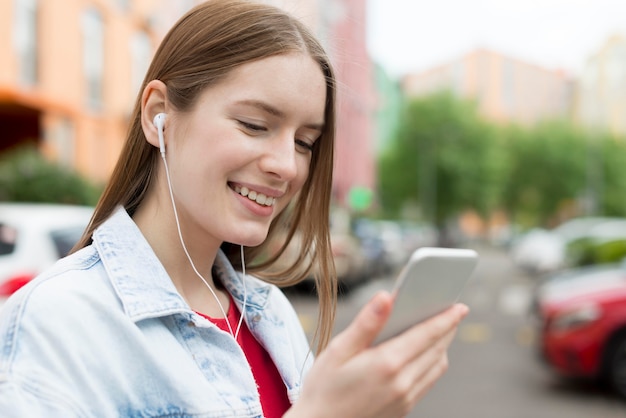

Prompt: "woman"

[0,1,468,417]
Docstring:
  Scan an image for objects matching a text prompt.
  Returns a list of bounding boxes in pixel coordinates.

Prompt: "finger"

[398,326,459,408]
[328,291,394,361]
[385,303,468,363]
[405,325,458,382]
[407,352,451,406]
[407,329,459,405]
[361,326,459,418]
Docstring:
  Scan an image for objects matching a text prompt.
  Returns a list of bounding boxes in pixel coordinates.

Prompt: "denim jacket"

[0,207,313,417]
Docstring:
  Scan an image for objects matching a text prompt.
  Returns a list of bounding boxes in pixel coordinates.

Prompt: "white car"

[0,203,94,296]
[511,217,623,274]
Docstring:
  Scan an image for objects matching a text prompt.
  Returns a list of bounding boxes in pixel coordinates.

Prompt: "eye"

[238,120,267,133]
[295,139,314,153]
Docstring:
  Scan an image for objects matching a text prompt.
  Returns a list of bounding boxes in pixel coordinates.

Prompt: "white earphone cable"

[160,150,247,340]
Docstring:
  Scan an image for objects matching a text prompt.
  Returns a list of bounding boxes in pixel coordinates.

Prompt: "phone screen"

[374,247,478,344]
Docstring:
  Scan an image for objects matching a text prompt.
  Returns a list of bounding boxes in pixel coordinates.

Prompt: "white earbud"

[153,113,166,155]
[152,111,248,340]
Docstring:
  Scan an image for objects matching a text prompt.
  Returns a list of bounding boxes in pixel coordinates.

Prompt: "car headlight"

[550,303,602,332]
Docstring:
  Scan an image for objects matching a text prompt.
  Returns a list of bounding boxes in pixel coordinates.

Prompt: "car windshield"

[0,223,17,256]
[50,226,86,258]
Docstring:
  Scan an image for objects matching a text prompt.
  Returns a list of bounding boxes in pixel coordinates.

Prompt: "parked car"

[353,219,436,278]
[328,228,369,288]
[0,203,94,296]
[353,218,396,278]
[566,219,626,267]
[511,227,564,274]
[264,228,369,290]
[511,217,622,274]
[534,263,626,397]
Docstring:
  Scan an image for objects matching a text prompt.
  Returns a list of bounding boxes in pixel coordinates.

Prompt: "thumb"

[331,291,394,361]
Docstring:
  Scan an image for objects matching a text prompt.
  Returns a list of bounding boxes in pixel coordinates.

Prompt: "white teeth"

[233,185,275,206]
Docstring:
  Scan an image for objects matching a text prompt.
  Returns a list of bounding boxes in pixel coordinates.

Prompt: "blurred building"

[0,0,163,181]
[322,0,377,208]
[261,0,321,29]
[574,34,626,136]
[1,0,377,211]
[402,48,574,126]
[372,63,402,153]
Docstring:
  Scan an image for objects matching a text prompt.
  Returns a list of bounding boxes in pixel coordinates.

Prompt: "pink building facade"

[323,0,377,208]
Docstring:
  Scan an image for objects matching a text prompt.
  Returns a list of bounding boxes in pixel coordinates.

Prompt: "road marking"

[499,284,532,316]
[515,324,536,346]
[458,322,491,343]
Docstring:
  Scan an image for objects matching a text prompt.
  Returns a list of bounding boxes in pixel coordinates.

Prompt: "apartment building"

[0,0,164,181]
[1,0,377,211]
[574,34,626,135]
[402,48,574,126]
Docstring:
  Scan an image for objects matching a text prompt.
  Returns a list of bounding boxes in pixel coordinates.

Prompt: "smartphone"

[374,247,478,344]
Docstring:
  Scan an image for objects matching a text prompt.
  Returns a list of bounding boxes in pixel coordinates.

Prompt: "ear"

[141,80,168,150]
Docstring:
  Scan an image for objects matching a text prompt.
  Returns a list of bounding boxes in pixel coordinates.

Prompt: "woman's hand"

[286,291,469,418]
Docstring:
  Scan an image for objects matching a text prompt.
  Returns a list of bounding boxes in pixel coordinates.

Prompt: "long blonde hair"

[74,0,337,352]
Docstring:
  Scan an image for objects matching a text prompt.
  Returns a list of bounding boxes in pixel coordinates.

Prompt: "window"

[607,43,626,94]
[130,31,151,95]
[0,224,17,256]
[501,59,515,112]
[13,0,39,86]
[50,227,85,258]
[450,61,464,94]
[82,8,104,110]
[48,117,75,168]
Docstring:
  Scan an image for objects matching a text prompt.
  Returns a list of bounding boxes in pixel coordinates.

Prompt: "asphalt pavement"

[288,244,626,418]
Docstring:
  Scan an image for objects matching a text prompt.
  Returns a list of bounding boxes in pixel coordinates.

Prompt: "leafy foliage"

[378,91,504,226]
[377,91,626,232]
[599,136,626,216]
[0,146,102,205]
[567,238,626,267]
[500,121,589,227]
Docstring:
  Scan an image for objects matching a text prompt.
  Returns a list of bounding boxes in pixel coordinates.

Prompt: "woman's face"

[164,53,327,248]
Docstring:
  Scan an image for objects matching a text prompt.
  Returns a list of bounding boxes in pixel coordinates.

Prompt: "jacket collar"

[93,206,271,322]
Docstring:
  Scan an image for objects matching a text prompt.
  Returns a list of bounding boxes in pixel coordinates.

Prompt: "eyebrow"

[234,99,324,131]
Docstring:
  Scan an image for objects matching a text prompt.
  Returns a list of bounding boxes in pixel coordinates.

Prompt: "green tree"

[0,145,102,205]
[499,121,588,227]
[378,92,503,237]
[598,134,626,217]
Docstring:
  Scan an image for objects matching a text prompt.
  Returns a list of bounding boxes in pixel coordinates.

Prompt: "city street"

[287,245,626,418]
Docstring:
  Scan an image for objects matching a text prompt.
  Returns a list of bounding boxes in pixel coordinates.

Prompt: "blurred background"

[2,0,626,415]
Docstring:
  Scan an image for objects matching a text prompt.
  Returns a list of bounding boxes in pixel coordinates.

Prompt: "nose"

[259,133,299,181]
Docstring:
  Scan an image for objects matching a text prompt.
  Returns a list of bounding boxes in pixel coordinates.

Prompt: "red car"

[536,264,626,397]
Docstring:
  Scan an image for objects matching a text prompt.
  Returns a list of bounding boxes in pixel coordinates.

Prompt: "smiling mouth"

[232,185,276,207]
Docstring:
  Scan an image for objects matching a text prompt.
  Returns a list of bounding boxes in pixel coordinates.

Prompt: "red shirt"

[196,296,291,418]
